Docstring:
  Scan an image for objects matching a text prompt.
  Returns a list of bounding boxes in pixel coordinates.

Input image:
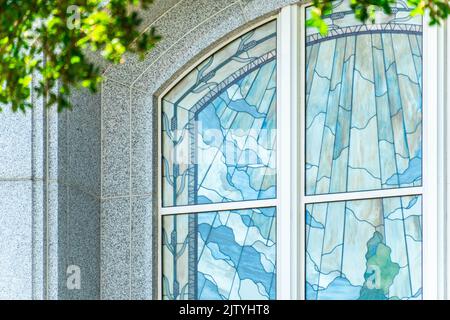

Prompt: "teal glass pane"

[305,195,422,300]
[305,2,422,195]
[162,207,276,300]
[162,21,277,207]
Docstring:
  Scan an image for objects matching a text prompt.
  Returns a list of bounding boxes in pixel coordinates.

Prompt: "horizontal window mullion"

[303,187,423,205]
[159,198,278,216]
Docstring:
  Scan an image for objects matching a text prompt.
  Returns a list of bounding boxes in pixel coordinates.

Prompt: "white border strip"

[298,3,307,300]
[304,187,424,204]
[423,14,439,300]
[445,17,450,300]
[277,5,299,300]
[160,199,278,215]
[437,17,447,300]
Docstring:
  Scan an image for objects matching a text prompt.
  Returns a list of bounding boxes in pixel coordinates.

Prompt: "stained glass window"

[160,1,427,301]
[304,1,423,300]
[162,207,276,300]
[160,21,277,300]
[305,195,422,300]
[162,21,277,207]
[305,2,422,195]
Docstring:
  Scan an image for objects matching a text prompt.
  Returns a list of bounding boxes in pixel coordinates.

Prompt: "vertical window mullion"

[298,4,307,300]
[422,15,440,300]
[445,18,450,300]
[277,5,301,300]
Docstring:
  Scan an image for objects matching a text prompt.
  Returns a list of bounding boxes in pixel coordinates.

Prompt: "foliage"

[0,0,160,112]
[1,0,449,113]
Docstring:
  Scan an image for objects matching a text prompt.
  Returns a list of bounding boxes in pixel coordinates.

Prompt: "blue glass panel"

[162,207,276,300]
[162,21,277,207]
[305,195,422,300]
[305,2,423,195]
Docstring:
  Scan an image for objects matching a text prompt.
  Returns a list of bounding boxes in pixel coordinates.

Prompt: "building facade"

[0,0,449,300]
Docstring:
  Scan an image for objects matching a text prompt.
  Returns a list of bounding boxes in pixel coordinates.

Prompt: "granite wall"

[99,0,301,300]
[0,0,301,300]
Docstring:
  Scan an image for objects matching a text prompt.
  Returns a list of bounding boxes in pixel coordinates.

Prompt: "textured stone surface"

[0,181,33,299]
[65,188,100,300]
[50,182,101,301]
[31,179,45,299]
[31,80,46,299]
[0,108,32,179]
[57,106,69,185]
[101,80,131,198]
[0,277,33,300]
[240,0,301,22]
[31,78,45,181]
[67,88,101,196]
[47,103,60,182]
[0,0,305,300]
[85,0,181,76]
[101,197,131,299]
[136,0,181,32]
[133,3,246,93]
[46,181,60,300]
[103,0,239,84]
[56,183,69,300]
[52,86,101,300]
[131,89,154,196]
[99,0,295,300]
[131,196,154,299]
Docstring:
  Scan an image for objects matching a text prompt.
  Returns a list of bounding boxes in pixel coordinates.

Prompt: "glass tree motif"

[306,195,422,300]
[162,207,277,300]
[162,21,277,207]
[305,1,423,195]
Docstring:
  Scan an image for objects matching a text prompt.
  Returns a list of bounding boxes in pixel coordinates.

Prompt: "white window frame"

[444,17,450,300]
[277,3,443,300]
[156,16,279,300]
[157,3,445,300]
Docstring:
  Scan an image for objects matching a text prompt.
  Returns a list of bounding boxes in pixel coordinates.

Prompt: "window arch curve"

[159,19,278,300]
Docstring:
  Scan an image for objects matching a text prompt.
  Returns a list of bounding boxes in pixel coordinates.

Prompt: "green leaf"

[70,56,81,64]
[19,75,32,87]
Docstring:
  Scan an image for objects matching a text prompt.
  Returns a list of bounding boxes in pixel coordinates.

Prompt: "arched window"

[160,21,278,300]
[304,2,424,300]
[158,0,440,300]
